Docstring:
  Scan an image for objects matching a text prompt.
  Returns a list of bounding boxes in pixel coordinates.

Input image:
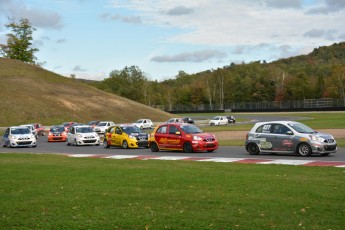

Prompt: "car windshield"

[288,123,316,134]
[122,126,142,134]
[50,126,65,132]
[135,119,143,123]
[212,117,220,120]
[179,124,203,134]
[11,128,31,135]
[97,123,107,127]
[76,127,94,133]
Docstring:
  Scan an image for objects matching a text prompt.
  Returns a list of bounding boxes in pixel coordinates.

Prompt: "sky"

[0,0,345,81]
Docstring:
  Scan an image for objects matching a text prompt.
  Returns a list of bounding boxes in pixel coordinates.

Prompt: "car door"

[270,124,294,152]
[105,126,115,146]
[2,128,10,146]
[167,125,182,149]
[111,126,123,146]
[67,127,75,144]
[154,125,169,149]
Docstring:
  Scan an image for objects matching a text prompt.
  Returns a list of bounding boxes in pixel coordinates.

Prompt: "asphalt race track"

[1,137,345,166]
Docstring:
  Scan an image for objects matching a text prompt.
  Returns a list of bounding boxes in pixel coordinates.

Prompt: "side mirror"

[175,131,181,135]
[286,131,293,135]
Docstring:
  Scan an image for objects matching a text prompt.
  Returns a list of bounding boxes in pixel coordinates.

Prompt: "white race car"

[66,125,100,146]
[2,126,37,148]
[93,121,115,134]
[132,119,153,129]
[209,116,229,126]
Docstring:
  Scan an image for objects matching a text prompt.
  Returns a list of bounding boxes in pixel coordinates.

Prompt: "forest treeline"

[94,42,345,109]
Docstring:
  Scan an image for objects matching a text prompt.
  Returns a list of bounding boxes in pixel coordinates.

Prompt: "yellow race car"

[103,124,149,149]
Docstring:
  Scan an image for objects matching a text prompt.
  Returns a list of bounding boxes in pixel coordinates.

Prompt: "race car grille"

[203,138,215,142]
[18,137,30,140]
[52,137,63,140]
[83,139,97,143]
[17,141,32,145]
[136,137,148,141]
[324,139,335,143]
[324,145,337,151]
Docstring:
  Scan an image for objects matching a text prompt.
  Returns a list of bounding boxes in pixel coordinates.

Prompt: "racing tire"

[122,140,129,149]
[183,142,194,153]
[150,142,159,152]
[207,150,214,152]
[66,140,70,146]
[247,143,260,155]
[74,139,78,146]
[140,126,144,130]
[321,153,330,156]
[103,139,110,148]
[32,145,37,148]
[297,143,312,156]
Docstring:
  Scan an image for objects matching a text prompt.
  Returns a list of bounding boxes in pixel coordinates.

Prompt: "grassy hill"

[0,58,172,126]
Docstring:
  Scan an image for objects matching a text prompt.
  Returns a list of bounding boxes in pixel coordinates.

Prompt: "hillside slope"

[0,58,172,126]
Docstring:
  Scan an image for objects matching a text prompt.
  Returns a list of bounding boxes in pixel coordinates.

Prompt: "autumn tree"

[0,18,39,64]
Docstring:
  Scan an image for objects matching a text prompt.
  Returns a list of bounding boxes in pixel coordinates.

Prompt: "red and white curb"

[66,154,345,168]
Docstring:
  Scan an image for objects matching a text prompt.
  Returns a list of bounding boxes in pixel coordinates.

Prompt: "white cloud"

[151,49,227,62]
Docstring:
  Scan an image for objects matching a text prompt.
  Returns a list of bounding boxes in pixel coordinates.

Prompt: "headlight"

[77,134,83,139]
[193,136,202,141]
[9,135,16,140]
[31,135,35,139]
[310,135,324,142]
[129,135,136,139]
[49,132,53,136]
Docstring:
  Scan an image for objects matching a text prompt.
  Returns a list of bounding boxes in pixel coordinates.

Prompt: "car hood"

[12,134,34,139]
[314,132,335,139]
[193,133,216,139]
[128,132,148,137]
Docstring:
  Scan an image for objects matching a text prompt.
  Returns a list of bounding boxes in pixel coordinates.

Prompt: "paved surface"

[1,137,344,168]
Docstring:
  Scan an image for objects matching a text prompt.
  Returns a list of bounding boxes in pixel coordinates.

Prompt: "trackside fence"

[152,98,345,113]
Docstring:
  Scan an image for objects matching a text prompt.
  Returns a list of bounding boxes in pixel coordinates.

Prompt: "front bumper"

[76,138,100,145]
[192,140,218,152]
[310,142,337,154]
[10,139,36,147]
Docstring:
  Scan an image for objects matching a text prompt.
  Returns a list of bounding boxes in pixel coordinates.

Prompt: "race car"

[103,124,149,149]
[149,123,218,153]
[93,121,115,134]
[66,125,100,146]
[2,126,37,148]
[132,119,153,129]
[48,125,67,142]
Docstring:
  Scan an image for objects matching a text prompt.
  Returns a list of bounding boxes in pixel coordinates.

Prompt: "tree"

[0,18,39,64]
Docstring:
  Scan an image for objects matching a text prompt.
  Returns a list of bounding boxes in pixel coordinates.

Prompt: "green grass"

[0,154,344,229]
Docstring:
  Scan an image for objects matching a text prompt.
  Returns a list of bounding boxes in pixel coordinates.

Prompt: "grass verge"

[1,153,344,229]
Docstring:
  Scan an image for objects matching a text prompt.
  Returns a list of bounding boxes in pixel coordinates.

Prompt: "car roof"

[11,126,30,129]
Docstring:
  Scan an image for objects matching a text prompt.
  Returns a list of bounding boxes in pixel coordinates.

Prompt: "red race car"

[149,123,218,153]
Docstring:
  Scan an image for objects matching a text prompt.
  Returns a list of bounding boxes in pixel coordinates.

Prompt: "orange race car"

[48,125,67,142]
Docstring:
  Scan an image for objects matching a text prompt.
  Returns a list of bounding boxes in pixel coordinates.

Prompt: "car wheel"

[140,125,143,129]
[183,142,194,153]
[321,153,330,156]
[74,139,78,146]
[66,140,70,146]
[2,141,6,147]
[150,142,159,152]
[42,132,45,136]
[32,145,37,148]
[207,150,214,152]
[247,143,260,155]
[103,139,110,148]
[122,140,128,149]
[297,143,312,156]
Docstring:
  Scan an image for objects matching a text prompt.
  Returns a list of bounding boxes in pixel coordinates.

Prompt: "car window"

[11,128,31,135]
[180,124,203,134]
[157,126,168,134]
[5,128,9,135]
[115,127,122,134]
[169,125,179,134]
[256,124,272,133]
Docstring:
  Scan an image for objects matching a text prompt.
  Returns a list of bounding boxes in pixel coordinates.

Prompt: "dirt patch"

[214,129,345,140]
